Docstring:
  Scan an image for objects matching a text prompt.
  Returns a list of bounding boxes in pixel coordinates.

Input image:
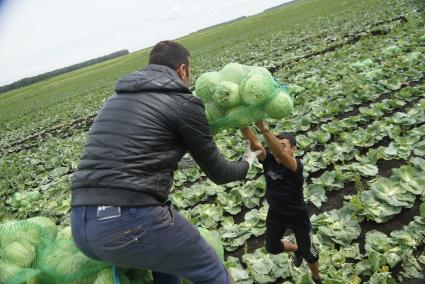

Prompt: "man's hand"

[255,120,269,132]
[240,126,266,162]
[242,140,262,167]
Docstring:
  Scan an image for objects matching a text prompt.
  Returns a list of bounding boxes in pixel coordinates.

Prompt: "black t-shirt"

[260,150,307,215]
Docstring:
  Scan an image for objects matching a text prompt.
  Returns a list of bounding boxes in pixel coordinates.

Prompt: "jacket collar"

[115,64,191,94]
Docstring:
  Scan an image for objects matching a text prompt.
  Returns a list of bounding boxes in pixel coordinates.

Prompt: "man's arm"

[177,96,249,184]
[240,127,266,161]
[255,120,297,172]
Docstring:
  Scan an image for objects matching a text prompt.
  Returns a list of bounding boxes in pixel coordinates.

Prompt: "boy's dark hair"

[276,132,296,147]
[149,40,190,70]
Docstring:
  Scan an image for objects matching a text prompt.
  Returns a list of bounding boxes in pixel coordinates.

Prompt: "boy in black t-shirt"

[241,120,322,284]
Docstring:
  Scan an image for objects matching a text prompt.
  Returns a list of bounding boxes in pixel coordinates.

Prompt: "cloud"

[0,0,291,85]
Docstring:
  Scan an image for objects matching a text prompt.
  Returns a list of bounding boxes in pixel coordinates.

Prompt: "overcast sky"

[0,0,291,86]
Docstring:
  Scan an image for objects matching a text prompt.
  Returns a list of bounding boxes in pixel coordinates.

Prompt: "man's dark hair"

[149,40,190,70]
[276,132,296,147]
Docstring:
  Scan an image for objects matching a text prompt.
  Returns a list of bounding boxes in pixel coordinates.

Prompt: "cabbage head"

[403,51,422,65]
[2,240,36,268]
[0,262,40,284]
[241,74,277,106]
[0,262,22,283]
[287,84,304,95]
[264,89,293,120]
[247,66,273,79]
[93,268,130,284]
[350,59,374,71]
[198,227,224,261]
[382,45,401,58]
[0,219,47,249]
[56,226,72,241]
[27,216,58,240]
[219,63,247,84]
[225,106,252,129]
[195,72,222,102]
[38,240,109,283]
[252,107,265,121]
[213,81,241,109]
[205,102,225,122]
[366,68,384,80]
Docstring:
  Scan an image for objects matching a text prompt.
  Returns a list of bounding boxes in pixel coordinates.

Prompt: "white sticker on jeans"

[97,206,121,220]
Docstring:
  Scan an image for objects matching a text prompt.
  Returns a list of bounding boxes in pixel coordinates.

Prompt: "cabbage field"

[0,0,424,283]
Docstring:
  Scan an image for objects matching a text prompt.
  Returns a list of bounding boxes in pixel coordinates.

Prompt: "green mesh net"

[37,240,110,283]
[194,63,293,135]
[0,217,55,267]
[0,217,130,284]
[0,217,155,284]
[0,217,223,283]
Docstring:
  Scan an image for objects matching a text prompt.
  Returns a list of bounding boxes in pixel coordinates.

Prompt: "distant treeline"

[195,16,247,33]
[193,1,297,34]
[264,0,298,12]
[0,49,129,94]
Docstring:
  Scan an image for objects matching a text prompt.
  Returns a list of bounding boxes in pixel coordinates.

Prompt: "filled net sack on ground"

[0,217,225,284]
[0,217,152,284]
[194,63,293,134]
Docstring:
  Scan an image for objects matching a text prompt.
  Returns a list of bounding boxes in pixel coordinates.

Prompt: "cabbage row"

[1,0,425,283]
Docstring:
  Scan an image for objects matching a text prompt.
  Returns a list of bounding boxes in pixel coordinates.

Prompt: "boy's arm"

[240,127,266,161]
[255,120,297,172]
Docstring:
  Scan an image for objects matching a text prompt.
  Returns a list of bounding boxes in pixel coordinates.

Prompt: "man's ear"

[176,64,188,81]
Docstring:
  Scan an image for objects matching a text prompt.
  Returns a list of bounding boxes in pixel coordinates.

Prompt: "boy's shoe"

[291,253,303,267]
[312,277,322,284]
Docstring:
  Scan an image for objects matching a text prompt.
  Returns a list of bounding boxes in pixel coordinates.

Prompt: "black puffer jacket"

[71,64,249,206]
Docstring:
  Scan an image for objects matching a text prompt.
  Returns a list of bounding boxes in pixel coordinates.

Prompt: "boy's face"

[278,138,296,157]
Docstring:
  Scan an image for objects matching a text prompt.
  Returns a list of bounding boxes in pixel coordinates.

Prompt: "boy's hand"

[255,120,269,132]
[177,158,197,170]
[240,126,250,133]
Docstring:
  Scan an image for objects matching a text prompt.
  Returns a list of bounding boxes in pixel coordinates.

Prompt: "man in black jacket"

[70,41,260,284]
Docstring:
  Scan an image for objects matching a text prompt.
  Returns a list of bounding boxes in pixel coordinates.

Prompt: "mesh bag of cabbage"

[0,217,108,284]
[0,219,52,284]
[0,216,154,284]
[37,240,110,283]
[194,63,293,135]
[0,217,57,269]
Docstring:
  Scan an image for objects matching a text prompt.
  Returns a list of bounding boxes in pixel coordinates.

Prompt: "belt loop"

[161,199,171,207]
[129,207,137,217]
[81,206,88,244]
[82,206,87,222]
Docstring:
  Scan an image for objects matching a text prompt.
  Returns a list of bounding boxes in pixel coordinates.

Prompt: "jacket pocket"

[101,224,145,251]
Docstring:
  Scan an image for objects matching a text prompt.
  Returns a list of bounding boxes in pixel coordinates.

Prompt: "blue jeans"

[71,202,230,284]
